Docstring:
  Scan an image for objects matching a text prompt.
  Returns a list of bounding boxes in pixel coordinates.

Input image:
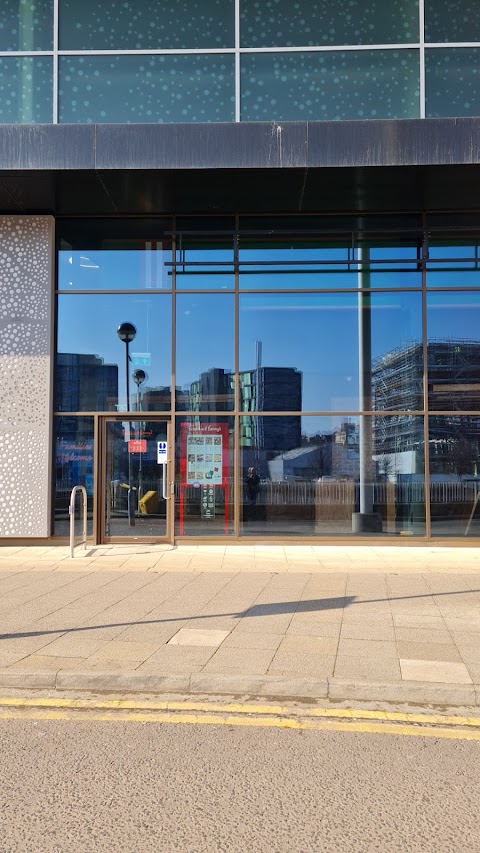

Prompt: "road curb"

[0,669,479,706]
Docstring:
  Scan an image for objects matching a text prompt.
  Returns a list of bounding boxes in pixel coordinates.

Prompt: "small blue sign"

[131,352,151,367]
[157,441,168,464]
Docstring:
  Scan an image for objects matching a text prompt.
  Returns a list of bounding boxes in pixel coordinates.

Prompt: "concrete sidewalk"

[1,544,480,706]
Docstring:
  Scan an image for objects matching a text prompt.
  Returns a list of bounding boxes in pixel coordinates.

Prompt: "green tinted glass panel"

[0,56,52,123]
[425,1,480,43]
[241,0,418,48]
[426,49,480,118]
[59,0,234,49]
[241,50,420,121]
[59,55,235,124]
[0,0,53,51]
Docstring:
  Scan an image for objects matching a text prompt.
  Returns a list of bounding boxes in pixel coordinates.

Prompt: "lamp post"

[132,368,146,508]
[117,322,137,526]
[132,368,146,412]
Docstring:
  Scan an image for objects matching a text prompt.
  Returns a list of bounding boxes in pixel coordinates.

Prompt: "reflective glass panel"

[59,0,234,50]
[427,292,480,411]
[59,55,235,124]
[56,294,172,412]
[58,244,172,291]
[425,1,480,43]
[0,56,52,123]
[240,415,425,536]
[174,239,234,290]
[175,416,234,536]
[1,0,53,50]
[241,0,418,48]
[426,49,480,118]
[241,50,420,122]
[238,238,422,288]
[176,295,234,410]
[53,416,94,536]
[429,416,480,537]
[239,292,422,411]
[427,239,480,287]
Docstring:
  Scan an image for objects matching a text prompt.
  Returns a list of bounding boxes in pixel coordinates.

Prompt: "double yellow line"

[0,697,479,740]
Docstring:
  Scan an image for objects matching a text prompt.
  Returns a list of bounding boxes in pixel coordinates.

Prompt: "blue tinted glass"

[59,0,234,49]
[241,50,420,121]
[59,55,235,124]
[175,240,234,290]
[53,416,94,536]
[426,49,480,118]
[425,1,480,43]
[238,240,421,288]
[427,292,480,411]
[0,0,53,51]
[0,56,52,123]
[241,0,419,48]
[56,294,172,412]
[427,241,480,287]
[58,248,172,290]
[429,415,480,537]
[176,294,234,410]
[240,415,425,537]
[239,292,422,411]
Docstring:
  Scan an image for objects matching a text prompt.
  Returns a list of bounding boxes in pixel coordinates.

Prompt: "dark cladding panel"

[94,121,308,170]
[0,124,95,170]
[307,118,480,167]
[0,120,480,175]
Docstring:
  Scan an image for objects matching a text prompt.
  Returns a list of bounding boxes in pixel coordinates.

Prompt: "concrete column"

[0,216,54,538]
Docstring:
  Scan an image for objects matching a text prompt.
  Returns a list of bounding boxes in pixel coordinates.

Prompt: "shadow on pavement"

[1,587,479,641]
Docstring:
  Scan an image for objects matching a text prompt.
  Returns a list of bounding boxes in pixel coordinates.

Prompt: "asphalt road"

[1,718,479,853]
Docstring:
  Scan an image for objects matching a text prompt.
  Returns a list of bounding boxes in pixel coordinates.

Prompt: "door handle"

[162,463,170,500]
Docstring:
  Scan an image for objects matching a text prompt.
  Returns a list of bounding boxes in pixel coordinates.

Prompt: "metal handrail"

[69,485,87,559]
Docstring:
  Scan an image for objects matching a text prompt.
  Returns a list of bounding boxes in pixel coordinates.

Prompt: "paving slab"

[0,544,480,704]
[167,628,230,647]
[399,659,473,684]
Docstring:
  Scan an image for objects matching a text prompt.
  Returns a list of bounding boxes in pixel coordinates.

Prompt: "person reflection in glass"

[245,466,261,522]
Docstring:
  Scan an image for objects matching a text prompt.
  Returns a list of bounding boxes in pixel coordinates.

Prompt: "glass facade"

[53,416,94,536]
[240,0,419,48]
[2,1,480,123]
[59,0,235,51]
[54,215,480,539]
[241,50,420,122]
[59,54,235,124]
[0,56,52,123]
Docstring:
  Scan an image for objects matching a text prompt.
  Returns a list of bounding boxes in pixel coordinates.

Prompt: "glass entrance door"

[102,417,171,541]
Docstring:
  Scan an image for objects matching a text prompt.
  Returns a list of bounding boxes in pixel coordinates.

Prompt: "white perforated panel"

[0,216,54,538]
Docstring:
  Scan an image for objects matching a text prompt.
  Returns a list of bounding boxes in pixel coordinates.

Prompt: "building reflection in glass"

[240,415,426,537]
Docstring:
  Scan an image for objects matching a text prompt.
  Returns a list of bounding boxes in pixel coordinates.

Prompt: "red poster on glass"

[179,423,229,534]
[128,439,147,454]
